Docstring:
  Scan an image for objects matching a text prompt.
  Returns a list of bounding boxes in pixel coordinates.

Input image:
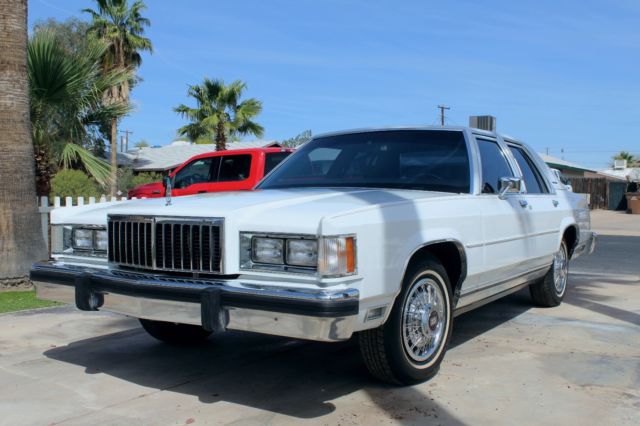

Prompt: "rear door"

[505,142,561,266]
[203,153,256,192]
[469,137,533,300]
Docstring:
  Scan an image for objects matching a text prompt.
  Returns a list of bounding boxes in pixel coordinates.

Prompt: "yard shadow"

[564,234,640,327]
[44,325,467,423]
[42,290,537,422]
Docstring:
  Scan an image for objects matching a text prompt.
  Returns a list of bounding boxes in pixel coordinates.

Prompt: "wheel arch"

[403,239,467,306]
[561,224,578,258]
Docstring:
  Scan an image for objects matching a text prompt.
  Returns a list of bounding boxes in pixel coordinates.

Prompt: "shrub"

[130,172,164,189]
[50,169,102,199]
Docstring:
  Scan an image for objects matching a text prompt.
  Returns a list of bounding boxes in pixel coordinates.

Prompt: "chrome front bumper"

[31,262,359,342]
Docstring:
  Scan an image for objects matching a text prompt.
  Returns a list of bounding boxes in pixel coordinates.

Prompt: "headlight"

[52,225,107,257]
[73,229,93,249]
[240,232,355,277]
[252,237,284,264]
[286,239,318,267]
[95,230,108,251]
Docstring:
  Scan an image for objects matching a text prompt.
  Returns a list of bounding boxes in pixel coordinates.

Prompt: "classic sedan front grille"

[108,215,223,273]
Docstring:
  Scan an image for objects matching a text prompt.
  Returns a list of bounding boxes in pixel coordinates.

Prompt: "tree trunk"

[34,143,51,197]
[0,0,47,280]
[109,118,118,196]
[215,121,226,151]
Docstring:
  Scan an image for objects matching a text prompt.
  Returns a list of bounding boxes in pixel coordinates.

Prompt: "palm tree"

[29,31,132,195]
[84,0,152,195]
[613,151,635,167]
[0,0,47,280]
[174,78,264,151]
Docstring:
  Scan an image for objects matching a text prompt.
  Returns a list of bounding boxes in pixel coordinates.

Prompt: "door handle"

[198,190,207,194]
[519,199,528,208]
[552,200,559,207]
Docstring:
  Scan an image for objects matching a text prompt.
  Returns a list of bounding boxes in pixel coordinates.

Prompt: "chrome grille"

[108,215,222,273]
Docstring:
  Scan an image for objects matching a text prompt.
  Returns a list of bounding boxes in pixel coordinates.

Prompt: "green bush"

[50,169,102,199]
[117,168,164,193]
[130,172,163,188]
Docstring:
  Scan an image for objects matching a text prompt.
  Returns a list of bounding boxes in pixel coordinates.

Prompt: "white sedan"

[32,126,596,384]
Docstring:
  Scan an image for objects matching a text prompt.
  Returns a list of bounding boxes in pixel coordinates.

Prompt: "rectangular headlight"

[51,225,107,258]
[252,237,284,264]
[95,230,108,251]
[73,229,93,249]
[319,236,356,277]
[286,239,318,267]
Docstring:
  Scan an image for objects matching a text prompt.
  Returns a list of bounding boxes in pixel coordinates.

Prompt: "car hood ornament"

[164,176,172,206]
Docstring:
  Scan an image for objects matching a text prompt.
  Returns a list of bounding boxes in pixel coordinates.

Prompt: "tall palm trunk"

[215,121,227,151]
[0,0,47,281]
[110,118,117,195]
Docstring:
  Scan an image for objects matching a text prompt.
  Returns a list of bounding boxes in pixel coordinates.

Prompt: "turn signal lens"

[319,236,356,277]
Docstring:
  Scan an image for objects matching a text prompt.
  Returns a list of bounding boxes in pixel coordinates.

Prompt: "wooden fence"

[567,178,633,210]
[567,178,608,210]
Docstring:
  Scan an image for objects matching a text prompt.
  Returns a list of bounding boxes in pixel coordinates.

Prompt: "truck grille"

[108,215,223,273]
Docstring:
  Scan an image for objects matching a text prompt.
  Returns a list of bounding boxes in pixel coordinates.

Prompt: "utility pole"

[119,129,133,152]
[437,105,450,126]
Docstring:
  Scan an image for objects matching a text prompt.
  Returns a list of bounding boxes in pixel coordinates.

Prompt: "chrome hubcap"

[553,246,568,295]
[402,277,447,363]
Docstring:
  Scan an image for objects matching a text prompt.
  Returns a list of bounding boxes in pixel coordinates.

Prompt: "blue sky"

[31,0,639,169]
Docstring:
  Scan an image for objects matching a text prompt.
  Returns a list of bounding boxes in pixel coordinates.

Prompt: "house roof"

[597,167,640,181]
[538,153,596,173]
[117,140,281,171]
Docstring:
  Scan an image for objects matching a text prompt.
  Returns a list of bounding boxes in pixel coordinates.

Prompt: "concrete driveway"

[1,211,638,425]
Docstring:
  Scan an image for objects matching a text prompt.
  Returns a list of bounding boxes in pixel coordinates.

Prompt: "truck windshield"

[257,130,470,193]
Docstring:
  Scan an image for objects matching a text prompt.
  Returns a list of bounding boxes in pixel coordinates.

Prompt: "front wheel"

[139,319,212,345]
[529,240,569,307]
[359,255,453,385]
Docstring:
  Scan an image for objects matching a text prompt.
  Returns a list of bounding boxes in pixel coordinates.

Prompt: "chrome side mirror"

[498,177,522,199]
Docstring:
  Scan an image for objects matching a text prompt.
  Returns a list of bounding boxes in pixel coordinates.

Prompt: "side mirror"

[498,177,522,199]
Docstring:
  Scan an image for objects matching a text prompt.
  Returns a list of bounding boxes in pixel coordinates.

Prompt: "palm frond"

[60,144,112,186]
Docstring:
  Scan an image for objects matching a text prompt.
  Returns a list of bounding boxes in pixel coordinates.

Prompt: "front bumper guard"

[30,262,359,342]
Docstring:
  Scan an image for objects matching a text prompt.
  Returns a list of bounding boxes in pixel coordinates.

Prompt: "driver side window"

[174,158,214,189]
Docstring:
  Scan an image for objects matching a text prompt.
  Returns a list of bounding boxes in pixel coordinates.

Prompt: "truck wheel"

[139,319,211,345]
[359,255,453,385]
[530,240,569,307]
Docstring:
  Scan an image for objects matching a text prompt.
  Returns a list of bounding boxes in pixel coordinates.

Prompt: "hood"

[52,187,453,231]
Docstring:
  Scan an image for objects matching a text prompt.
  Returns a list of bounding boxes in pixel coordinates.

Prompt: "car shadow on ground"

[42,291,534,422]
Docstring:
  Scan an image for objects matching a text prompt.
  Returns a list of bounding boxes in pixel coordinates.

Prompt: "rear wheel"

[139,319,212,345]
[530,240,569,307]
[359,255,453,385]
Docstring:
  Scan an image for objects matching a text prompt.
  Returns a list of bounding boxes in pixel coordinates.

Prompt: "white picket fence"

[38,195,143,248]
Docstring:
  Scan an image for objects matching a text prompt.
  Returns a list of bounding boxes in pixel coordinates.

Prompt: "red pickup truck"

[128,147,294,199]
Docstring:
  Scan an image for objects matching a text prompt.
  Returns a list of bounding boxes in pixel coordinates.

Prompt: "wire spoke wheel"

[401,277,447,363]
[553,246,568,295]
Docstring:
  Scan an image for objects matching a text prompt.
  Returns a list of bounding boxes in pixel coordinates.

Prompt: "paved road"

[1,212,638,425]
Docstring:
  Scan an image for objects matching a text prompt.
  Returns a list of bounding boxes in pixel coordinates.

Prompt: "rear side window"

[476,139,513,194]
[218,154,252,182]
[264,152,291,175]
[509,146,548,194]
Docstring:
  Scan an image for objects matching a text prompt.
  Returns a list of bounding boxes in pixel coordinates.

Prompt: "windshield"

[257,130,470,193]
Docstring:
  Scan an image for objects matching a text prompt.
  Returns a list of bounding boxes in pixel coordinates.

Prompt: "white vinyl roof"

[117,140,280,172]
